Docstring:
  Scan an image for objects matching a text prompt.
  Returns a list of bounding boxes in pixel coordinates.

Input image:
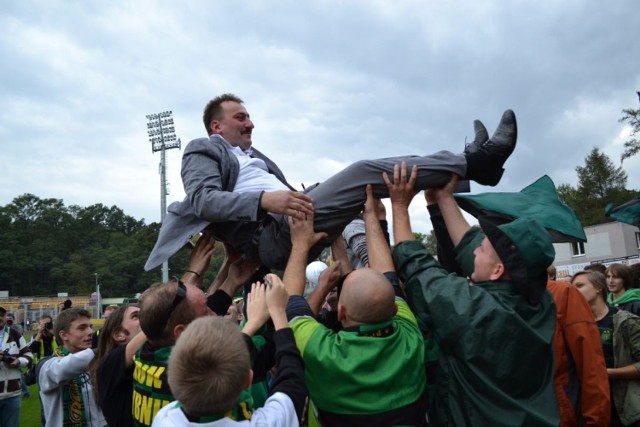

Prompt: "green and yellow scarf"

[54,347,88,427]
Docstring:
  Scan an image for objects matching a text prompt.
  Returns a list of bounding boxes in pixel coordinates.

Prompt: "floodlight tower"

[146,110,181,282]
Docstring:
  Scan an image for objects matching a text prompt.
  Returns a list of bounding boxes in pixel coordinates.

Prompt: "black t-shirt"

[597,306,618,369]
[29,335,55,358]
[97,345,135,427]
[596,306,624,427]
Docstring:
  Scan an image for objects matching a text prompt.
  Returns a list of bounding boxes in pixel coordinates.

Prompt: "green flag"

[454,175,586,243]
[606,194,640,228]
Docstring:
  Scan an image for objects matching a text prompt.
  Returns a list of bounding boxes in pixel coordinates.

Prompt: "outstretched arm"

[125,331,147,369]
[330,235,353,277]
[282,212,327,296]
[218,257,261,297]
[242,282,270,337]
[206,256,261,316]
[181,233,217,287]
[206,242,241,295]
[425,189,464,275]
[363,184,395,273]
[263,274,307,421]
[432,175,470,247]
[384,162,419,245]
[306,261,342,316]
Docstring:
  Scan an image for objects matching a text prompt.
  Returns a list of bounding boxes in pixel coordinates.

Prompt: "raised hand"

[431,173,459,202]
[288,208,328,250]
[227,257,262,289]
[186,233,217,277]
[242,282,270,337]
[265,274,290,330]
[317,261,342,291]
[383,162,418,210]
[222,241,242,264]
[363,184,382,223]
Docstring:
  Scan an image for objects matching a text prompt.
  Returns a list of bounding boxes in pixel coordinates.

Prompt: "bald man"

[337,269,397,326]
[281,197,428,426]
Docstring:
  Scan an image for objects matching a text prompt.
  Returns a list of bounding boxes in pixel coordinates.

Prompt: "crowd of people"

[2,93,640,426]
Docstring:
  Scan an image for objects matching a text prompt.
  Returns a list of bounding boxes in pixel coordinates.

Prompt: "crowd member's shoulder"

[8,327,23,343]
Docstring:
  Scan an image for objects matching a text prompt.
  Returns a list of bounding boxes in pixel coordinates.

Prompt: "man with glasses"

[133,280,206,427]
[130,232,256,427]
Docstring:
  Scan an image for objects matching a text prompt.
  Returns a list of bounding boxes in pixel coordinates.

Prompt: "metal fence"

[0,296,99,332]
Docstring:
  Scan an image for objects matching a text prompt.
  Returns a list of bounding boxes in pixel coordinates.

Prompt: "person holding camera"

[0,306,34,427]
[29,315,58,362]
[5,313,23,335]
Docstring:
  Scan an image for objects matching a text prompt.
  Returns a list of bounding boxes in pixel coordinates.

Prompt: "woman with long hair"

[90,304,145,427]
[572,270,640,426]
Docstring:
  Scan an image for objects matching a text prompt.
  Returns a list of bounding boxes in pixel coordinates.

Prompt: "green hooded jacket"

[608,288,640,306]
[393,228,559,427]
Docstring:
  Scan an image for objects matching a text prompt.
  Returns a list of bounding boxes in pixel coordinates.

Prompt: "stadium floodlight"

[146,110,182,282]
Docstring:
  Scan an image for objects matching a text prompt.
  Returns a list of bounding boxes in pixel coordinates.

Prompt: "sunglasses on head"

[168,278,187,318]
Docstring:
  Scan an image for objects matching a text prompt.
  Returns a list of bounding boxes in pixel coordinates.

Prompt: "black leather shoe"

[465,109,517,186]
[463,120,489,155]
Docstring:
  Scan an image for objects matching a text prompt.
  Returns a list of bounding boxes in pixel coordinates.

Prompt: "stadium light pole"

[146,111,181,282]
[94,272,101,318]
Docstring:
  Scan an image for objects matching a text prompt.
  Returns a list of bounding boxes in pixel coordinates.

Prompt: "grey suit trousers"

[257,151,465,269]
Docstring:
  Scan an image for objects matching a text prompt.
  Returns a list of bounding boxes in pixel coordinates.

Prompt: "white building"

[554,221,640,280]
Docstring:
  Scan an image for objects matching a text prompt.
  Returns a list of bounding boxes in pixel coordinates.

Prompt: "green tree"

[424,230,437,255]
[556,183,579,208]
[560,148,637,226]
[619,94,640,162]
[0,194,198,298]
[411,231,437,254]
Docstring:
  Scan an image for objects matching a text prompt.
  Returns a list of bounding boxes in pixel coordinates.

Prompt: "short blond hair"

[168,316,250,416]
[547,265,557,280]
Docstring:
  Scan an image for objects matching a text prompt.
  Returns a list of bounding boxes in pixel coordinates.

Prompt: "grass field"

[20,384,41,427]
[20,333,42,426]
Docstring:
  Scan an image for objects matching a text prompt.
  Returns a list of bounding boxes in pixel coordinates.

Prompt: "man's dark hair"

[631,263,640,289]
[584,263,606,275]
[202,93,244,135]
[54,308,92,342]
[606,263,634,291]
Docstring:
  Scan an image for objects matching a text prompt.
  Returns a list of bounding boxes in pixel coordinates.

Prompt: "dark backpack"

[25,356,52,386]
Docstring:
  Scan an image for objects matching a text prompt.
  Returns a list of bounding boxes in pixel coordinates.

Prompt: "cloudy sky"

[2,1,639,236]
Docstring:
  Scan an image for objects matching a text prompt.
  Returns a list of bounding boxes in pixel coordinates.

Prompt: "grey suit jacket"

[144,135,295,271]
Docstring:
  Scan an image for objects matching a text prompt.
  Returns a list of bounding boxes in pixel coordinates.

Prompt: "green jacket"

[291,298,426,426]
[612,309,640,425]
[393,227,559,427]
